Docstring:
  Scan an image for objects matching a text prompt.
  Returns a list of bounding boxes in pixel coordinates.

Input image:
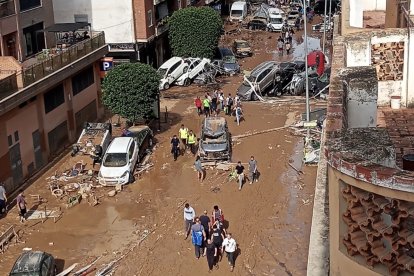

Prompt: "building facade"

[52,0,188,67]
[0,0,108,194]
[325,0,414,275]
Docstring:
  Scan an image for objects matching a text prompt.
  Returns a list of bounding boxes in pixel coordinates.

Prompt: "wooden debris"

[288,163,304,174]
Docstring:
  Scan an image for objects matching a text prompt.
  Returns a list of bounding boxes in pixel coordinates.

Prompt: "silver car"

[236,61,278,101]
[198,117,231,161]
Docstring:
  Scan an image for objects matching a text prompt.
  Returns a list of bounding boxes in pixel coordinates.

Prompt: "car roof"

[268,8,284,15]
[218,47,234,56]
[250,61,277,77]
[159,57,182,69]
[232,1,246,9]
[11,251,50,274]
[107,137,133,153]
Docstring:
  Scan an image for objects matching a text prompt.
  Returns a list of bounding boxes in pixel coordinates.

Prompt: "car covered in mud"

[236,61,278,101]
[288,67,331,96]
[9,251,57,276]
[213,47,240,75]
[272,61,306,96]
[198,117,231,161]
[233,39,252,57]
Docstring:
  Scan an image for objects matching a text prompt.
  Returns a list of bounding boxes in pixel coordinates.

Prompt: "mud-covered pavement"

[0,21,326,275]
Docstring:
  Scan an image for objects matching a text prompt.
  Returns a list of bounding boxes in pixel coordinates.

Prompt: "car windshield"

[231,10,243,17]
[236,41,249,48]
[270,17,283,24]
[223,55,236,64]
[157,68,168,77]
[103,153,127,167]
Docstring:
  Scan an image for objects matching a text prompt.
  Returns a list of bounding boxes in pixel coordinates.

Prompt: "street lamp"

[303,0,310,139]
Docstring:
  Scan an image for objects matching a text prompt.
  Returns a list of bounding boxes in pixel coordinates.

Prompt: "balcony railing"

[0,0,16,18]
[22,32,105,87]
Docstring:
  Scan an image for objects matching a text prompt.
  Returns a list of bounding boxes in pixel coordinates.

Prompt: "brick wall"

[134,0,155,41]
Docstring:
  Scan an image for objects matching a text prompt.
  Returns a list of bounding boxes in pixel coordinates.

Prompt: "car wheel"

[183,78,191,86]
[183,66,188,73]
[163,82,170,90]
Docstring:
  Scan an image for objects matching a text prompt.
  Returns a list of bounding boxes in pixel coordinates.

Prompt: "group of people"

[234,156,259,191]
[171,124,197,161]
[278,27,295,56]
[184,203,238,272]
[0,184,27,223]
[194,91,244,125]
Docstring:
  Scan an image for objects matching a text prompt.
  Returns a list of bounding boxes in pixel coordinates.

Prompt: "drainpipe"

[401,4,411,107]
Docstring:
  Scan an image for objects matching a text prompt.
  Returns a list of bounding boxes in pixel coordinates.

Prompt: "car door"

[128,140,138,171]
[256,70,267,92]
[261,68,274,90]
[189,59,201,79]
[169,61,181,82]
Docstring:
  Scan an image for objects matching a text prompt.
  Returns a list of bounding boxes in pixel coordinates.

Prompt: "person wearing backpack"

[191,217,206,259]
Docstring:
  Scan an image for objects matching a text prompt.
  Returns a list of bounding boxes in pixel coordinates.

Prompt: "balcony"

[155,17,169,37]
[0,0,16,18]
[0,31,108,115]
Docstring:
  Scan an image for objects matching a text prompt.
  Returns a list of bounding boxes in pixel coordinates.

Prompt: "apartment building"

[0,0,108,193]
[52,0,187,67]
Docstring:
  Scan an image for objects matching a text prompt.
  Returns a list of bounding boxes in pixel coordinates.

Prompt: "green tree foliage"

[169,7,222,59]
[102,63,160,122]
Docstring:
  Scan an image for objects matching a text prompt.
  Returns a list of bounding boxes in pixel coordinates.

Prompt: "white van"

[98,137,138,186]
[230,1,247,22]
[267,8,284,32]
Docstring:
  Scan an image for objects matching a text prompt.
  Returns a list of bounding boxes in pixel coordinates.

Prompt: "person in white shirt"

[184,203,196,239]
[221,233,237,272]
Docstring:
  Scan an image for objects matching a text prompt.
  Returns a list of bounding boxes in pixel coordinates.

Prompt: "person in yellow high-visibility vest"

[178,124,189,154]
[187,130,197,155]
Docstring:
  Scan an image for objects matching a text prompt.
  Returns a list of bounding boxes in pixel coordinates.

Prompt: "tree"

[102,63,160,122]
[169,7,222,59]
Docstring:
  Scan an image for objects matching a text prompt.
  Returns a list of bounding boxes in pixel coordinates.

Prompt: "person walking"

[203,95,211,117]
[248,156,258,184]
[212,205,224,223]
[204,239,218,272]
[188,130,197,155]
[219,92,225,111]
[200,210,211,239]
[222,233,237,272]
[194,156,204,183]
[234,106,243,126]
[277,39,284,57]
[285,41,292,55]
[0,183,7,215]
[235,161,245,191]
[191,217,206,259]
[16,189,27,223]
[178,124,189,154]
[211,90,218,116]
[195,96,202,116]
[226,94,233,116]
[184,203,196,239]
[211,223,225,261]
[171,135,180,161]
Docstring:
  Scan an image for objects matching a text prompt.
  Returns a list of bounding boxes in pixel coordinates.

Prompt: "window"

[20,0,41,11]
[148,10,153,27]
[74,14,88,23]
[169,62,180,73]
[23,22,45,56]
[44,84,65,114]
[72,66,94,96]
[128,142,135,160]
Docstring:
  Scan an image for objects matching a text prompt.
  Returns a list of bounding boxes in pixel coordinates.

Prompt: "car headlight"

[121,171,129,178]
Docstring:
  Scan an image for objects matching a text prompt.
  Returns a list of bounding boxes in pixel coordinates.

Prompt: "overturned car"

[198,117,231,162]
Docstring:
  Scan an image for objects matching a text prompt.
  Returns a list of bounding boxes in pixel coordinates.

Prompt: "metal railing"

[0,72,18,99]
[22,32,105,87]
[0,0,16,18]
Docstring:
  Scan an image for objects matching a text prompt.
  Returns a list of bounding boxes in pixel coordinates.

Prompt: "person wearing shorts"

[16,189,27,223]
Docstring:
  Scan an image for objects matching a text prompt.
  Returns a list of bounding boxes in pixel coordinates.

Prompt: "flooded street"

[0,20,323,275]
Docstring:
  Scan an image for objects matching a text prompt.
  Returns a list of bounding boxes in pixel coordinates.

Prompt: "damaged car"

[176,58,211,86]
[271,61,306,96]
[212,47,240,76]
[236,61,278,101]
[233,39,253,57]
[158,57,188,90]
[288,67,331,96]
[198,117,231,162]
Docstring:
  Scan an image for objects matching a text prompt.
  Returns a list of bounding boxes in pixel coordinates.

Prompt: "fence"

[22,32,105,87]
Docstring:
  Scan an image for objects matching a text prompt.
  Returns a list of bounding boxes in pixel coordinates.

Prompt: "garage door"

[48,121,68,154]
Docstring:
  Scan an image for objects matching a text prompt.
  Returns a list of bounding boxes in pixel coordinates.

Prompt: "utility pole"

[322,0,328,55]
[303,0,310,139]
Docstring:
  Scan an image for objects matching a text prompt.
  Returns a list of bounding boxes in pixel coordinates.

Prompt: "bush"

[169,7,222,59]
[102,63,160,122]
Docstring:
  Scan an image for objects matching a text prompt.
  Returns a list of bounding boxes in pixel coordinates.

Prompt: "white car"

[176,58,211,86]
[267,8,284,32]
[287,10,300,26]
[158,57,188,90]
[98,137,138,186]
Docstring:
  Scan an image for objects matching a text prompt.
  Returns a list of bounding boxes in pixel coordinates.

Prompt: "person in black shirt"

[200,210,211,240]
[204,239,218,272]
[211,223,225,261]
[235,161,245,191]
[171,135,180,161]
